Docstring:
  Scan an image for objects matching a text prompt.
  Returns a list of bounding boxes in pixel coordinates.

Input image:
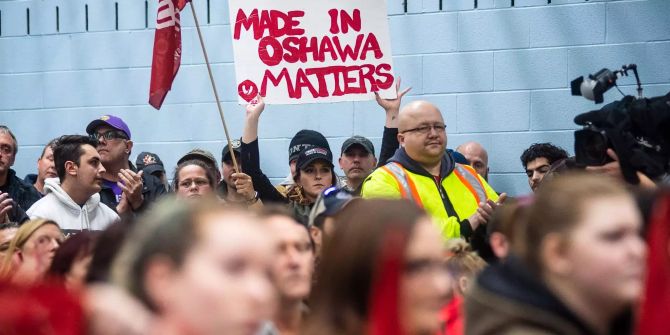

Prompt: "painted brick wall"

[1,0,669,195]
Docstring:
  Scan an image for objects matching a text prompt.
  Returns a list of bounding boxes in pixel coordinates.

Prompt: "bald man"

[456,141,489,180]
[361,101,504,240]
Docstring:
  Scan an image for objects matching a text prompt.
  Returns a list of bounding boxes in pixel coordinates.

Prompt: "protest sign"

[228,0,397,104]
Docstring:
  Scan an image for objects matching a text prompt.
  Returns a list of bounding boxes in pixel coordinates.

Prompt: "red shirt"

[437,295,463,335]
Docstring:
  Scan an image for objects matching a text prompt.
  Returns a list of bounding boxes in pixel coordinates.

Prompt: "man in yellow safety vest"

[361,101,506,240]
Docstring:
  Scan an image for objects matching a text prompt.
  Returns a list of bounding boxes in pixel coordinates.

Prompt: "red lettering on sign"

[233,9,305,40]
[328,9,339,34]
[360,33,383,60]
[339,9,361,34]
[305,67,338,97]
[294,70,320,99]
[257,64,395,100]
[234,6,395,102]
[375,63,394,89]
[328,9,361,34]
[359,64,378,92]
[258,36,283,66]
[256,33,381,65]
[260,67,292,97]
[332,35,362,62]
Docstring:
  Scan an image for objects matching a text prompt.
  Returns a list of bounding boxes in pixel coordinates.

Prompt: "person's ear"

[65,161,78,177]
[458,276,470,294]
[309,226,322,247]
[541,233,572,276]
[489,232,509,260]
[398,133,406,147]
[13,249,23,264]
[125,140,134,155]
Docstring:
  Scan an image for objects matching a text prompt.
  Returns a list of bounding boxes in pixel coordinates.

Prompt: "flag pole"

[188,1,240,173]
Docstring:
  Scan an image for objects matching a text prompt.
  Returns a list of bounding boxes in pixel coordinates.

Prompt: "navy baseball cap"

[136,152,165,176]
[307,186,356,227]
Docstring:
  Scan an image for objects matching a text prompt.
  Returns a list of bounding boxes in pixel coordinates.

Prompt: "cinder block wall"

[2,0,669,195]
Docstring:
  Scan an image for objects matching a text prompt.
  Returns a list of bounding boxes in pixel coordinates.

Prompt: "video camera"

[571,64,670,184]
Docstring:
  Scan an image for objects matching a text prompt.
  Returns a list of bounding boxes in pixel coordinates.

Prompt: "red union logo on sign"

[157,0,181,30]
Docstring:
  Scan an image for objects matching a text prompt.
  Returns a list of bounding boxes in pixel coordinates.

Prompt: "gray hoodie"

[27,178,119,231]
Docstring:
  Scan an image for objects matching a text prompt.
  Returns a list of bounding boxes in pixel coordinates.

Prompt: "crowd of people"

[0,82,668,335]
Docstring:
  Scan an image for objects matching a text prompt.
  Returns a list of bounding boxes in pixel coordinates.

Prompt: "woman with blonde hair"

[437,239,487,335]
[0,219,63,285]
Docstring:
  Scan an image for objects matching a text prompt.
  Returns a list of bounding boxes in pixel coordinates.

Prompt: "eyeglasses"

[400,124,446,135]
[89,130,128,142]
[404,258,449,276]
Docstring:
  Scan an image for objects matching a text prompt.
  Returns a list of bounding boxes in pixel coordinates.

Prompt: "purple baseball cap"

[86,115,131,139]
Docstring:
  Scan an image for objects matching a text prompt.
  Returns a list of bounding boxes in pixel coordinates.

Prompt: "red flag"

[149,0,190,110]
[635,193,670,335]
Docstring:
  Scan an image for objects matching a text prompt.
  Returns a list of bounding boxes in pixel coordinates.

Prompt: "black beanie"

[288,129,330,163]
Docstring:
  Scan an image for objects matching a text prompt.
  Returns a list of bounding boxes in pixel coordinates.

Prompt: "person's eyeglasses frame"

[90,130,128,142]
[399,124,446,135]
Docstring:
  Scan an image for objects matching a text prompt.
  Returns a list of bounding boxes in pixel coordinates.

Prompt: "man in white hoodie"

[27,135,119,232]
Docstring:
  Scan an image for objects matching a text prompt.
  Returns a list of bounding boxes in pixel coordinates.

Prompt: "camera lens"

[575,128,609,166]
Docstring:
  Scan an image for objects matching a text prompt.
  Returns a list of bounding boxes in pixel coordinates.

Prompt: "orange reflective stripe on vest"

[380,163,424,208]
[453,164,487,204]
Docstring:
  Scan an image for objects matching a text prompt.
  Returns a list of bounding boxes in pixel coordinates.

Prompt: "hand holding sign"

[376,77,411,128]
[245,94,266,118]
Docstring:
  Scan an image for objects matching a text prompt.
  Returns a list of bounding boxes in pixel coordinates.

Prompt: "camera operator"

[585,148,660,190]
[571,65,670,189]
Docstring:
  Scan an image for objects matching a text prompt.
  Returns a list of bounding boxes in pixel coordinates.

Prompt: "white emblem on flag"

[156,0,181,30]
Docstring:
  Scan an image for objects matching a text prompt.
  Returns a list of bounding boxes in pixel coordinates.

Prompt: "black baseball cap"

[296,146,334,170]
[136,152,165,176]
[222,139,242,162]
[341,135,375,156]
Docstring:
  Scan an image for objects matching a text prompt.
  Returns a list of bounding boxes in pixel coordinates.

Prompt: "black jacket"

[1,169,41,217]
[467,256,632,335]
[98,162,167,213]
[23,173,37,186]
[240,138,288,204]
[377,127,399,168]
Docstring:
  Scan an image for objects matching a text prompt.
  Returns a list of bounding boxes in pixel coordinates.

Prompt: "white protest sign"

[228,0,397,104]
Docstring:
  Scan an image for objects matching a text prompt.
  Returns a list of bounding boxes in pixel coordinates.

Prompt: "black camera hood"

[574,93,670,184]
